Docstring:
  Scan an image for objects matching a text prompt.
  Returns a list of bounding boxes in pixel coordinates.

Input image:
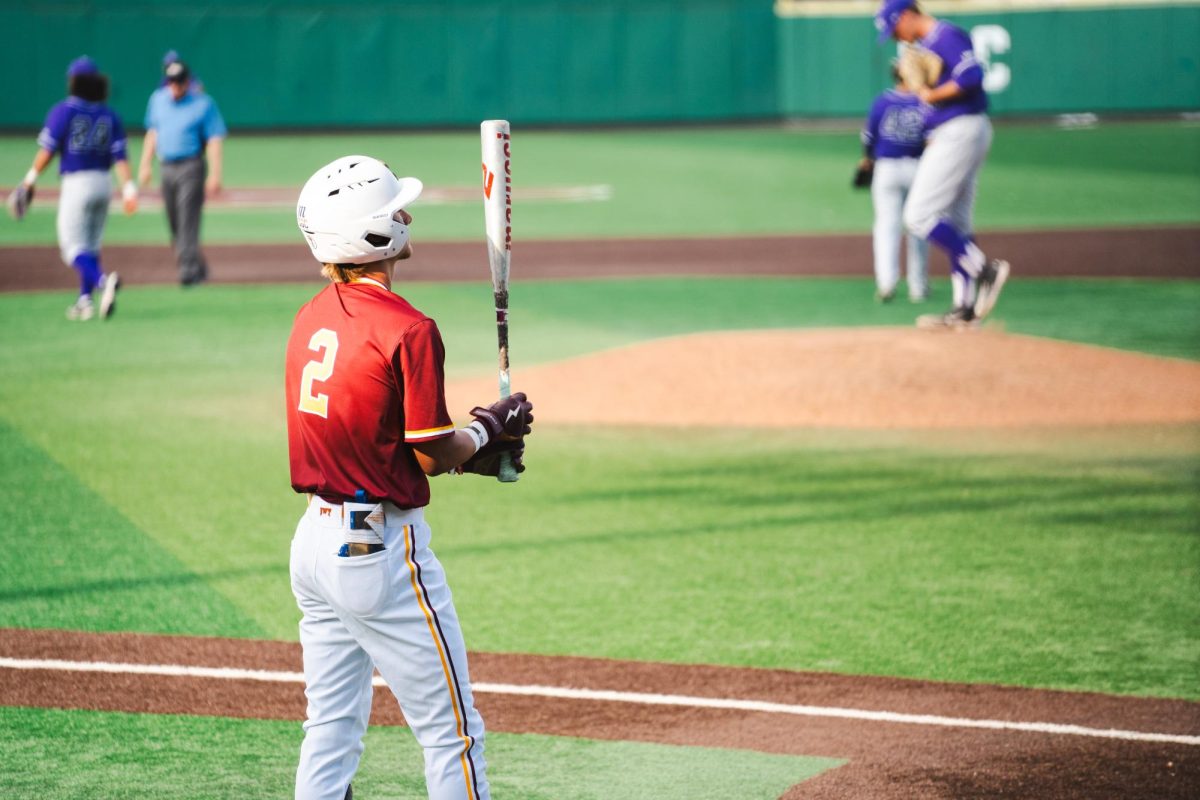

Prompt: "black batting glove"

[460,438,526,476]
[470,392,534,442]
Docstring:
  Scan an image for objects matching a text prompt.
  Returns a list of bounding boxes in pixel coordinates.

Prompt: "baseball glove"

[7,183,34,221]
[897,45,942,93]
[852,158,874,189]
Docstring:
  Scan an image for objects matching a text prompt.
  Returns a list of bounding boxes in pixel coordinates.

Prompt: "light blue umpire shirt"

[144,86,227,163]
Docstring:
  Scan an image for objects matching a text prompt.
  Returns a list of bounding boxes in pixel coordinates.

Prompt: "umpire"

[138,60,226,286]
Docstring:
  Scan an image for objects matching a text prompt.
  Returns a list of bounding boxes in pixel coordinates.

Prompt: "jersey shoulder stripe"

[404,424,456,441]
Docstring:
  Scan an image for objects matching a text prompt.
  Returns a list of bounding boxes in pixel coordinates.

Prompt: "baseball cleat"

[973,259,1010,319]
[916,306,977,330]
[99,272,121,320]
[65,296,95,321]
[875,288,896,304]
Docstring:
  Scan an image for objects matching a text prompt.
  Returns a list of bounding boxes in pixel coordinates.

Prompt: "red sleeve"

[396,318,455,443]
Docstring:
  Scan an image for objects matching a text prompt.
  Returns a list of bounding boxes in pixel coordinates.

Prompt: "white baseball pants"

[56,170,111,265]
[903,113,993,242]
[290,497,489,800]
[871,157,929,300]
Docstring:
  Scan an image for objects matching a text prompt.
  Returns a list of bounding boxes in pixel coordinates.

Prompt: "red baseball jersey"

[285,280,455,509]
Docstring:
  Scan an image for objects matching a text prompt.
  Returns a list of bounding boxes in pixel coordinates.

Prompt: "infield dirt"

[2,628,1198,800]
[2,225,1198,292]
[446,327,1200,430]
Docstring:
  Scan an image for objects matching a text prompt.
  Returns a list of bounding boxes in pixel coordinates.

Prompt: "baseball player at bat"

[286,155,533,800]
[875,0,1011,328]
[9,56,136,321]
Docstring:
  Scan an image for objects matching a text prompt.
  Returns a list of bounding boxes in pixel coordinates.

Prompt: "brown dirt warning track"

[2,225,1199,797]
[1,225,1198,291]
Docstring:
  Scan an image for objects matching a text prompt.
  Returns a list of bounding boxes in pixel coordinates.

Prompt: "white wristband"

[462,420,490,453]
[122,180,137,201]
[23,169,37,187]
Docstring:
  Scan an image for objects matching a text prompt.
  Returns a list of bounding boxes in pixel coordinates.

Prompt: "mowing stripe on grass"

[4,656,1196,747]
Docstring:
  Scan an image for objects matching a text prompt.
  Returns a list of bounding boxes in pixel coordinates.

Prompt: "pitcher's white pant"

[871,157,928,299]
[290,497,489,800]
[56,170,111,265]
[903,113,993,307]
[903,114,993,242]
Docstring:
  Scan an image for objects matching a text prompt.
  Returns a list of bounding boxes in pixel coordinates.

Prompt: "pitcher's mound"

[446,328,1200,429]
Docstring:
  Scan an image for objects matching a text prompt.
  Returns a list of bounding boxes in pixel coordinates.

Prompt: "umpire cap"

[164,60,191,83]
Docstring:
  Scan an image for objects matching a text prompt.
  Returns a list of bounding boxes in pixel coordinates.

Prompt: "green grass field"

[1,122,1198,798]
[0,120,1197,245]
[0,707,841,800]
[0,277,1197,701]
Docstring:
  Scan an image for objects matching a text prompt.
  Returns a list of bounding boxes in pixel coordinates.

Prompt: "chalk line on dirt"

[3,656,1196,747]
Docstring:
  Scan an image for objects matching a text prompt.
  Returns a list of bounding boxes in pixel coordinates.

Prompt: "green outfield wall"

[0,0,777,130]
[0,0,1195,130]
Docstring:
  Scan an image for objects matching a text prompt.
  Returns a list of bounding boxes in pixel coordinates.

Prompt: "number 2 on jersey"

[298,328,339,418]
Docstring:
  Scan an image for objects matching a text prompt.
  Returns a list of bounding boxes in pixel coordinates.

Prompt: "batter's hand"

[470,392,534,442]
[459,438,525,477]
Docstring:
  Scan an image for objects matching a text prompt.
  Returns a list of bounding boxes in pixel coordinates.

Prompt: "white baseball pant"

[290,497,489,800]
[871,156,929,300]
[56,170,111,265]
[903,114,993,307]
[903,113,993,243]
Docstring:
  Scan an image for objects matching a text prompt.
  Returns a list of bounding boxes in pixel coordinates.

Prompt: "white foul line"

[2,657,1197,747]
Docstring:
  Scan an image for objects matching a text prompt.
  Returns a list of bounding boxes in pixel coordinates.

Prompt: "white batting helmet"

[296,156,423,265]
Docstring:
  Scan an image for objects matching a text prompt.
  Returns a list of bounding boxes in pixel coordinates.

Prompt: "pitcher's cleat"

[917,306,977,330]
[66,295,95,321]
[99,272,121,320]
[973,259,1010,319]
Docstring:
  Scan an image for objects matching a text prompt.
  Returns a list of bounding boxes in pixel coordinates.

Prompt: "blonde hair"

[322,253,398,284]
[321,263,370,283]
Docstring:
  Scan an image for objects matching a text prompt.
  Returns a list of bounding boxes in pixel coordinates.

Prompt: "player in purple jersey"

[11,56,138,321]
[875,0,1010,329]
[860,64,930,303]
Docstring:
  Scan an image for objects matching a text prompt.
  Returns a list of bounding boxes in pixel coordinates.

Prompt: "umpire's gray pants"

[161,156,209,285]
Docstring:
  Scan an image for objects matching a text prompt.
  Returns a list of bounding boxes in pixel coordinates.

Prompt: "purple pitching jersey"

[862,89,927,159]
[920,20,988,130]
[37,98,128,174]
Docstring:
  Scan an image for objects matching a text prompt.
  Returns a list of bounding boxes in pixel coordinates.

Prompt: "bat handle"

[497,442,519,483]
[496,374,519,483]
[495,307,519,483]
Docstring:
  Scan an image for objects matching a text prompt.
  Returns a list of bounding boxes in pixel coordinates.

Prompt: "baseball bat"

[480,119,519,483]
